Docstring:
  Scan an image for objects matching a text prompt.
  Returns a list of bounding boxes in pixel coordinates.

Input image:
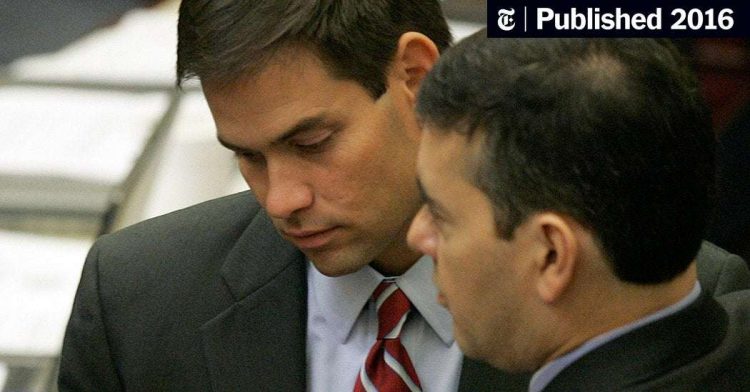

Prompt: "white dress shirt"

[529,282,703,392]
[307,255,463,392]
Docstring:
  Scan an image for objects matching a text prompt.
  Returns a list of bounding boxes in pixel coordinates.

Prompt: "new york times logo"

[487,0,745,37]
[497,9,516,31]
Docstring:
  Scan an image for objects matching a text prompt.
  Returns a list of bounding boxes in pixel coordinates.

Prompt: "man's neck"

[370,235,423,276]
[547,263,698,364]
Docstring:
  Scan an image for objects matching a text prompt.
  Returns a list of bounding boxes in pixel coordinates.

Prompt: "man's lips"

[282,227,339,249]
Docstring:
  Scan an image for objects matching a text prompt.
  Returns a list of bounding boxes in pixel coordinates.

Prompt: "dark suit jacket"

[58,192,750,391]
[707,102,750,262]
[543,290,750,391]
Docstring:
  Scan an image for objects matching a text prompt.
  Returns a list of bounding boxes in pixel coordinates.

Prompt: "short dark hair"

[417,34,714,284]
[177,0,452,97]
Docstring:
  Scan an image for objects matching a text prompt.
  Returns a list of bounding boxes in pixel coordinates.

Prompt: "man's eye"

[420,206,440,230]
[292,131,333,151]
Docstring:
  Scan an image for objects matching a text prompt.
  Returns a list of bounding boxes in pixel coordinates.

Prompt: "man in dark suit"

[58,3,749,392]
[408,34,750,390]
[58,1,530,390]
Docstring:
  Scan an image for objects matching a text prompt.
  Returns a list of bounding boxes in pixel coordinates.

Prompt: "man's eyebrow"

[274,116,331,144]
[217,135,251,153]
[216,115,332,153]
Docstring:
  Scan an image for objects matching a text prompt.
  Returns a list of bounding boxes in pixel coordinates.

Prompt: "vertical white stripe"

[359,364,378,392]
[384,350,422,392]
[375,284,398,310]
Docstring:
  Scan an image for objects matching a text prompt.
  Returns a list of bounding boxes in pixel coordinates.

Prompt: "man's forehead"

[418,127,485,191]
[420,127,477,166]
[417,131,455,190]
[203,56,349,148]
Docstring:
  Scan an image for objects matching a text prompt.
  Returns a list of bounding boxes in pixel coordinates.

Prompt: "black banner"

[487,0,748,37]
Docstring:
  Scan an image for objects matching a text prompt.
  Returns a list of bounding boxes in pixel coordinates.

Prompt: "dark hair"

[177,0,452,96]
[417,34,715,284]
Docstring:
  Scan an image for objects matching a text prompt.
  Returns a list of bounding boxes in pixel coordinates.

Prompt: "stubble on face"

[206,49,424,278]
[304,99,424,277]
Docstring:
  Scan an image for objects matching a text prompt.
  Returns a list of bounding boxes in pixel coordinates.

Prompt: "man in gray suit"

[408,34,750,390]
[58,2,749,391]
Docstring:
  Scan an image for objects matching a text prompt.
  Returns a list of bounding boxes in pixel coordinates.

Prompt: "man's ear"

[389,32,440,103]
[529,213,579,304]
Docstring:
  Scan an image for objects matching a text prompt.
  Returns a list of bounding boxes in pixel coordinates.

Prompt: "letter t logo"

[497,9,516,31]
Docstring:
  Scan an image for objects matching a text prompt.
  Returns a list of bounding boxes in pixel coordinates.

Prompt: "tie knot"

[372,281,412,340]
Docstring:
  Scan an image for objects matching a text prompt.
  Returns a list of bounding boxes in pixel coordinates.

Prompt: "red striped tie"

[353,281,422,392]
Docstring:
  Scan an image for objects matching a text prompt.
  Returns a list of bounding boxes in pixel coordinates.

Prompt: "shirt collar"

[307,255,454,345]
[529,281,702,392]
[395,255,454,345]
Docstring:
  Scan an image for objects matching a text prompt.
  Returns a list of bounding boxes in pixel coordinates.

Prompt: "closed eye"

[427,205,446,228]
[290,129,335,153]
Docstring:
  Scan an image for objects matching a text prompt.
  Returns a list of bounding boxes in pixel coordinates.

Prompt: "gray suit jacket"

[58,192,750,391]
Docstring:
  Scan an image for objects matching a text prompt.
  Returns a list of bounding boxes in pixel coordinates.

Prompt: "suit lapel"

[201,211,308,391]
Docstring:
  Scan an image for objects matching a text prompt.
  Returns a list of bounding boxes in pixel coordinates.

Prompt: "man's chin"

[308,250,370,277]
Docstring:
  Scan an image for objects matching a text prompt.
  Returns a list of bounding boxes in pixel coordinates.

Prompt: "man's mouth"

[282,227,339,249]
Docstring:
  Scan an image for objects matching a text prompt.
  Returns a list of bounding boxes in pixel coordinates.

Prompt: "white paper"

[8,9,480,87]
[7,8,180,86]
[0,86,170,185]
[170,92,219,143]
[449,19,485,41]
[130,91,242,222]
[0,230,92,356]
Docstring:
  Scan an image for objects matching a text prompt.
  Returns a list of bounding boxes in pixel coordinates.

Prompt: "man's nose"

[407,205,437,257]
[263,160,314,220]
